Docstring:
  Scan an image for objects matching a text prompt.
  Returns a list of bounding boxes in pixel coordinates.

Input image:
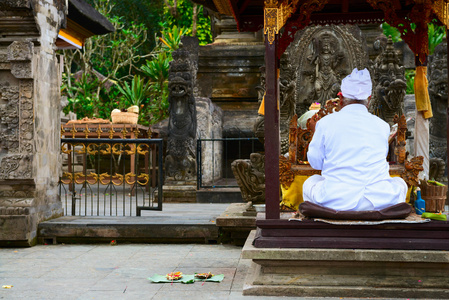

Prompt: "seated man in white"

[302,68,408,211]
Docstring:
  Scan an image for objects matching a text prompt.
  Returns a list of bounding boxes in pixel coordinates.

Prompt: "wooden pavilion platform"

[253,213,449,250]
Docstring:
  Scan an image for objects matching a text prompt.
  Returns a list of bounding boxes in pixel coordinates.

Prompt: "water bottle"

[414,190,425,215]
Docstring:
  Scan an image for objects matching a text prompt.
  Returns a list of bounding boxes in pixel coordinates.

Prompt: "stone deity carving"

[428,41,448,181]
[289,25,369,116]
[165,48,197,181]
[308,33,345,103]
[370,37,406,125]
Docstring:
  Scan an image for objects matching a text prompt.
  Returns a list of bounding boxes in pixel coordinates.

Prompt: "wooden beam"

[264,32,280,220]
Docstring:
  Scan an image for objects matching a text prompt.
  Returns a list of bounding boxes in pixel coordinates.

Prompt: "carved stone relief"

[370,37,406,125]
[428,41,448,173]
[254,52,297,154]
[165,48,197,181]
[0,155,32,179]
[231,153,265,204]
[287,25,369,116]
[0,40,34,180]
[19,80,34,153]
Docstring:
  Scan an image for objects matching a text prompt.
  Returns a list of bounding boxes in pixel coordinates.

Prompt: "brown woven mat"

[289,212,430,225]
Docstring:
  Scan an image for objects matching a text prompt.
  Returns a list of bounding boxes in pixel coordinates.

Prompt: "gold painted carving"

[74,172,98,185]
[109,127,114,139]
[124,144,136,155]
[100,144,111,155]
[74,143,86,154]
[71,124,77,138]
[112,144,123,155]
[279,156,300,189]
[62,171,149,186]
[83,124,90,138]
[403,156,424,187]
[61,143,72,154]
[99,172,124,186]
[264,0,299,44]
[121,126,128,138]
[96,126,103,138]
[87,143,98,155]
[133,127,140,138]
[61,172,73,184]
[124,173,149,186]
[137,144,149,155]
[433,0,449,29]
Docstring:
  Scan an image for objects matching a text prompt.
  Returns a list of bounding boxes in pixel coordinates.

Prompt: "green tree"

[381,21,446,55]
[162,0,212,45]
[62,0,152,118]
[381,21,446,94]
[116,75,152,107]
[62,0,212,125]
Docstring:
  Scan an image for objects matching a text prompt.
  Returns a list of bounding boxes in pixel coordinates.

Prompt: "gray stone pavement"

[0,243,385,300]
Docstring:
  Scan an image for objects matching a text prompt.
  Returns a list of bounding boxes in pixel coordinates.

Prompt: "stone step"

[38,216,219,244]
[37,203,229,244]
[196,188,243,203]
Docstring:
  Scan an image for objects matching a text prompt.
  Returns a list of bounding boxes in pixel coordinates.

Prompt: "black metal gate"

[196,137,263,189]
[59,137,163,216]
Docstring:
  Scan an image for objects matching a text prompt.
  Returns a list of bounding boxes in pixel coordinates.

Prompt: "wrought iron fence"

[196,137,263,189]
[59,127,163,216]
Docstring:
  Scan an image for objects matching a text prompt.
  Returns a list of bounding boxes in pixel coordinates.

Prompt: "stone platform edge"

[242,230,449,298]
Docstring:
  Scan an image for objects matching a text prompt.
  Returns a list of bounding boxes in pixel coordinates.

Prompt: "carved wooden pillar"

[264,0,280,219]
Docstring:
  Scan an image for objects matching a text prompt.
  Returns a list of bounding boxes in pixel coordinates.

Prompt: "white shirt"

[303,104,407,211]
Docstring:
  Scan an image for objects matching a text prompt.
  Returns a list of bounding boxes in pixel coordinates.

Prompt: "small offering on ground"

[166,272,183,280]
[195,272,213,279]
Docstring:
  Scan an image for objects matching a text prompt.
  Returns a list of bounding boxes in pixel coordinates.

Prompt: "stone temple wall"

[197,97,223,184]
[0,0,66,246]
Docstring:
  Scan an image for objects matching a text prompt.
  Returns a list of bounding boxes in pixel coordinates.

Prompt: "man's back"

[305,104,407,211]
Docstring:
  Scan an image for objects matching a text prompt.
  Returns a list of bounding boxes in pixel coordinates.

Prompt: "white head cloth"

[341,68,372,100]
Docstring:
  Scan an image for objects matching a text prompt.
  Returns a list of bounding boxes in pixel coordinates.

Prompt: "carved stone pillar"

[428,41,448,181]
[163,45,199,202]
[0,0,66,246]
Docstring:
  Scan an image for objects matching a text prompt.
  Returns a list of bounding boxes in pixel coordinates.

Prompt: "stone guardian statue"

[165,48,197,181]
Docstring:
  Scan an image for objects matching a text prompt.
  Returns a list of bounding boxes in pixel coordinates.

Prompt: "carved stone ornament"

[254,52,297,154]
[370,37,406,125]
[428,40,448,174]
[231,153,265,204]
[287,25,369,116]
[165,48,197,181]
[0,155,32,179]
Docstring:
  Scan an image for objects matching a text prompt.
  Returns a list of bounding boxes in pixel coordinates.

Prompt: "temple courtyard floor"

[0,243,418,300]
[1,203,445,299]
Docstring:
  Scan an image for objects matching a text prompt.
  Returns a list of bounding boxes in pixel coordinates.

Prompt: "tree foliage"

[381,21,446,94]
[62,0,212,125]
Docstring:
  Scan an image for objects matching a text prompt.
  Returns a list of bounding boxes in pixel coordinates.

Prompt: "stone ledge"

[242,230,449,298]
